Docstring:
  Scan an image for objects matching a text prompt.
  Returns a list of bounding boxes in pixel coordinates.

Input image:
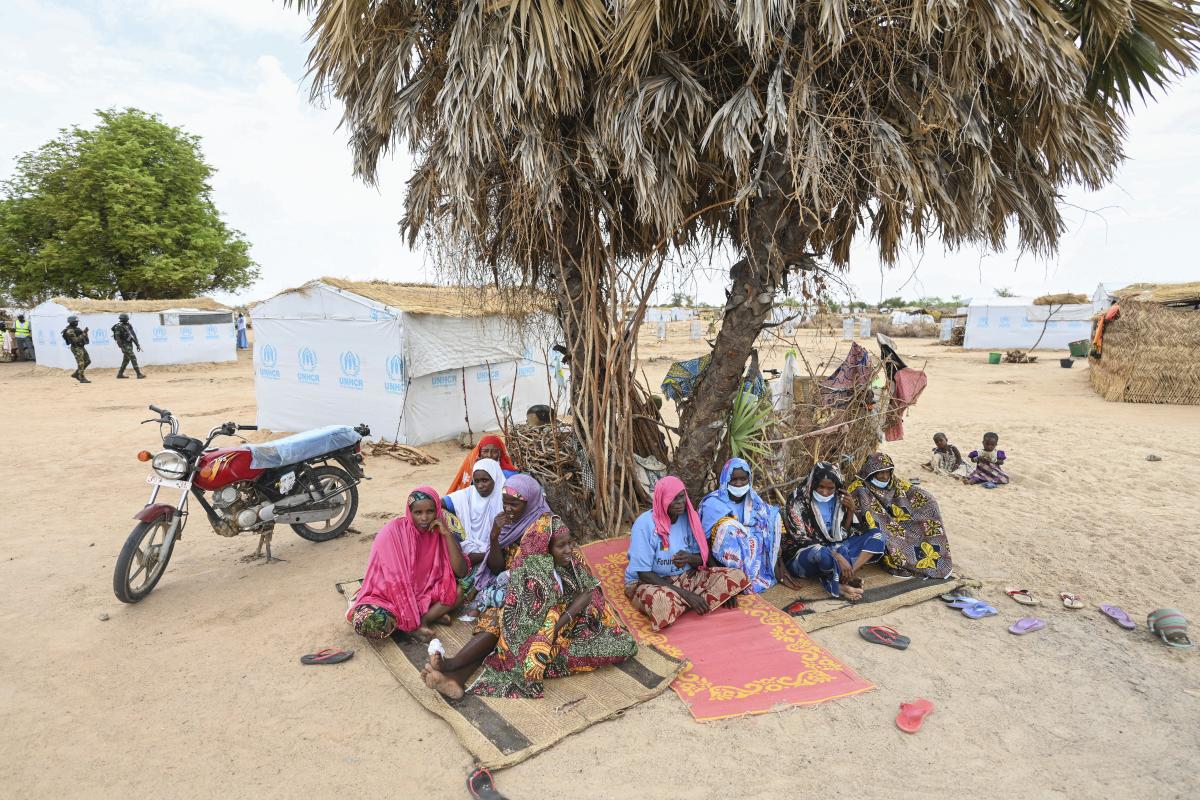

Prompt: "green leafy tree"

[880,296,907,309]
[0,108,258,303]
[995,286,1017,298]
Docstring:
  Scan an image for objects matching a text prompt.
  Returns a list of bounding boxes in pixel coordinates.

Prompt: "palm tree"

[284,0,1199,513]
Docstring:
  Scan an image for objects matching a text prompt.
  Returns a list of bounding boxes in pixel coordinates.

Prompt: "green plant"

[728,390,772,468]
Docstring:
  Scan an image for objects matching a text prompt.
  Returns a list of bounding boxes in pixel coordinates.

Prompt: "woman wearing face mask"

[780,462,884,600]
[846,452,953,579]
[698,458,782,593]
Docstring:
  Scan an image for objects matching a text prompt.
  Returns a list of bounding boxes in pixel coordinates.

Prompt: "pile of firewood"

[366,440,439,466]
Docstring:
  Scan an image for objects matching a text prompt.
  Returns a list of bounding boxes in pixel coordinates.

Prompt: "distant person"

[236,313,249,350]
[446,434,519,494]
[112,313,145,379]
[526,404,554,427]
[61,316,91,383]
[14,314,34,361]
[967,432,1010,486]
[924,432,969,480]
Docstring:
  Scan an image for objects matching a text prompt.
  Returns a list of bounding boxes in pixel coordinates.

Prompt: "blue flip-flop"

[962,602,998,619]
[982,481,998,489]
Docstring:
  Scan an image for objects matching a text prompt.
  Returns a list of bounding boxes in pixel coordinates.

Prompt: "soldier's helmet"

[118,313,130,321]
[67,315,79,324]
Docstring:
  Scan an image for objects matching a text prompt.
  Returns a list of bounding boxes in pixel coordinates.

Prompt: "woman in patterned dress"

[421,511,636,699]
[846,453,953,579]
[698,457,782,593]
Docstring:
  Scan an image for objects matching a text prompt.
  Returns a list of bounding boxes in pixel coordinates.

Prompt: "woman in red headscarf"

[347,486,469,643]
[623,476,750,631]
[445,434,519,494]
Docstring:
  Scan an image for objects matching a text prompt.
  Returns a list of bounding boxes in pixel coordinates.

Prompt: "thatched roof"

[1111,282,1200,307]
[1090,301,1200,405]
[1033,293,1089,305]
[320,277,547,318]
[51,296,230,313]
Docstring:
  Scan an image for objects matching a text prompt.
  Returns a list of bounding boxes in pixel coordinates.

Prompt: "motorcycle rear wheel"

[113,517,176,603]
[290,465,358,542]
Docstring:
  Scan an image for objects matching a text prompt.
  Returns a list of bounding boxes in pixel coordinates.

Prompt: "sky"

[2,0,1197,308]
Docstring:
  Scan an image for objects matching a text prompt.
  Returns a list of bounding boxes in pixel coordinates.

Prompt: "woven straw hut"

[1089,283,1200,405]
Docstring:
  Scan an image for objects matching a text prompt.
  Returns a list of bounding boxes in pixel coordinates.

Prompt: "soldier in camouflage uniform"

[112,312,145,379]
[61,315,91,383]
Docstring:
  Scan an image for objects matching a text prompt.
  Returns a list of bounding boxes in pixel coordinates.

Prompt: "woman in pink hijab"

[348,486,469,643]
[623,476,749,631]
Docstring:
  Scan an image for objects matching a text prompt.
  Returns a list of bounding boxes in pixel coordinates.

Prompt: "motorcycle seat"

[246,425,363,469]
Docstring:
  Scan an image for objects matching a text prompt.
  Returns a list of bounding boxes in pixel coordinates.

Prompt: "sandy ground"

[2,323,1197,800]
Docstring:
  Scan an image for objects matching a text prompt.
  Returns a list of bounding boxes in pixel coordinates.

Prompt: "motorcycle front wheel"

[290,465,359,543]
[113,517,177,603]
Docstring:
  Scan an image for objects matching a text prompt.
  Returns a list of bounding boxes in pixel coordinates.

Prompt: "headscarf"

[651,476,709,565]
[447,434,517,493]
[475,473,551,590]
[785,461,849,543]
[444,458,506,553]
[347,486,458,631]
[857,452,902,503]
[700,457,771,535]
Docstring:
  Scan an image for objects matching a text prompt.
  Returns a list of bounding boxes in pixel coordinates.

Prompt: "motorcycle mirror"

[137,450,152,462]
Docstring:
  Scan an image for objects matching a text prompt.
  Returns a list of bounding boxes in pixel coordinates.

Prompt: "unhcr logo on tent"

[432,372,457,388]
[205,325,219,340]
[92,328,111,345]
[385,354,406,395]
[258,343,280,380]
[339,351,364,390]
[297,346,320,385]
[180,327,195,341]
[475,367,501,383]
[152,326,168,343]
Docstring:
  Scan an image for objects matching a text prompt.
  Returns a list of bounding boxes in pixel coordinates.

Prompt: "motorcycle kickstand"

[254,529,287,564]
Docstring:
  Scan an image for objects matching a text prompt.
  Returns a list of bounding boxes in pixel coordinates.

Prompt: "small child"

[967,432,1010,485]
[924,432,971,480]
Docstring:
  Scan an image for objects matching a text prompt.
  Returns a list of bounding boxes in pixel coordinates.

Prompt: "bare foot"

[424,668,464,699]
[840,584,864,602]
[412,626,435,644]
[432,614,453,626]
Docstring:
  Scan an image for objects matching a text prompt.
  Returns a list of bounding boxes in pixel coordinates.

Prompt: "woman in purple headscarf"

[471,474,554,608]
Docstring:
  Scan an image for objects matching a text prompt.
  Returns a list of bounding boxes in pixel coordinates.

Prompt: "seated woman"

[347,486,470,643]
[698,457,782,593]
[442,458,506,592]
[446,434,519,494]
[470,473,548,603]
[924,432,970,480]
[422,507,637,699]
[624,476,749,631]
[847,453,953,579]
[966,432,1010,485]
[781,462,885,600]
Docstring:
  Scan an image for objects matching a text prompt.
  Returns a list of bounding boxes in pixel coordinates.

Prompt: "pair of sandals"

[1007,587,1085,609]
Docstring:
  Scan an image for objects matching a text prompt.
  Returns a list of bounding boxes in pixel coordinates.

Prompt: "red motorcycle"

[113,404,370,603]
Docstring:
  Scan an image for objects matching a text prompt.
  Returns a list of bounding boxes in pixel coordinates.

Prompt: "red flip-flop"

[896,698,934,733]
[300,648,354,665]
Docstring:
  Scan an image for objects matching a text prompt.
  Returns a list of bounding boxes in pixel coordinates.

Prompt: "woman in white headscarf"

[442,458,506,590]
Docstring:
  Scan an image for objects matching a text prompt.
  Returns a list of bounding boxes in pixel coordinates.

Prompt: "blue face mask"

[870,477,890,489]
[727,483,750,498]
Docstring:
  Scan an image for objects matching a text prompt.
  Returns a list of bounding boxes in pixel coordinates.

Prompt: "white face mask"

[870,477,891,489]
[727,483,750,498]
[813,491,836,503]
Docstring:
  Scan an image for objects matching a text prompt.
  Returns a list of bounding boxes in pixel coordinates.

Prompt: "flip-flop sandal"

[948,598,987,610]
[859,625,911,650]
[300,648,354,665]
[1006,588,1039,606]
[1099,604,1136,630]
[1147,608,1194,649]
[982,481,998,489]
[467,767,508,800]
[1008,617,1046,635]
[961,602,998,619]
[940,588,977,603]
[896,698,934,733]
[1059,592,1084,610]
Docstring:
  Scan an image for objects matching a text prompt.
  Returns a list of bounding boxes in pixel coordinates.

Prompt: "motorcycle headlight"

[152,450,189,480]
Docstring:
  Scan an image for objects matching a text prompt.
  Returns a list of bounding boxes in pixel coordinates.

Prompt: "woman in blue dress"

[698,458,782,594]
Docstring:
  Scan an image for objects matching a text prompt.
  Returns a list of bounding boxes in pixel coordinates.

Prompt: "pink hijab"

[347,486,458,632]
[652,476,709,565]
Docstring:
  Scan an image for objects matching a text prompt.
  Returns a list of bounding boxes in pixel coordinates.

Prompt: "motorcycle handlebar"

[238,425,258,431]
[148,404,167,415]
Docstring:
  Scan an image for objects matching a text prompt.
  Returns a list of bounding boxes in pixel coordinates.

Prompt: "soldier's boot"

[135,368,146,379]
[71,369,80,380]
[78,374,91,383]
[116,368,128,379]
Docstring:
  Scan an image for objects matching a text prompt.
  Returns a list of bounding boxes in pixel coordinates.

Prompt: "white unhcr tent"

[29,297,235,369]
[250,278,563,445]
[962,296,1092,350]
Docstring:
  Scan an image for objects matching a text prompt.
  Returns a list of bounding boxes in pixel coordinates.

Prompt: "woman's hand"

[671,550,701,568]
[551,611,574,641]
[840,491,857,516]
[430,517,452,537]
[490,514,506,542]
[832,550,854,579]
[677,589,710,615]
